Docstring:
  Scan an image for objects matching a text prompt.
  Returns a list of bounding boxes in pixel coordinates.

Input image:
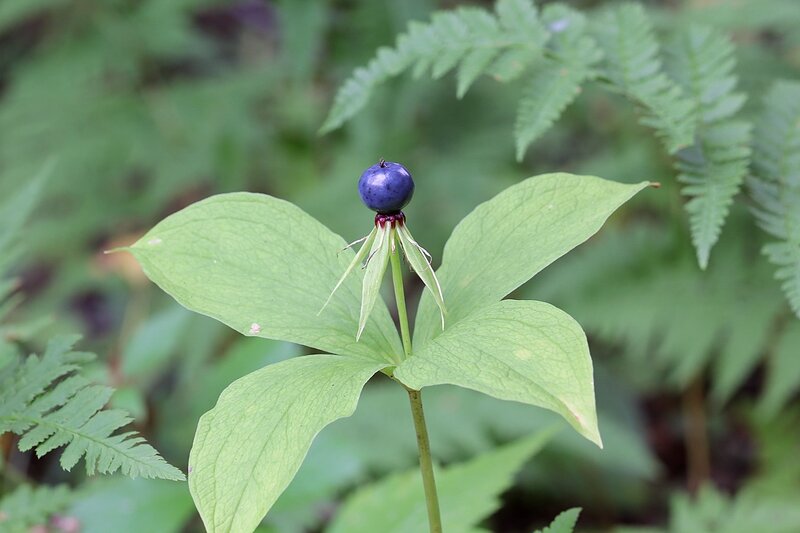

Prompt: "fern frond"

[320,0,547,133]
[749,81,800,318]
[668,25,751,269]
[592,3,695,153]
[536,507,581,533]
[514,5,601,160]
[0,484,72,533]
[0,0,67,34]
[485,0,547,83]
[528,223,785,400]
[0,336,185,481]
[758,322,800,416]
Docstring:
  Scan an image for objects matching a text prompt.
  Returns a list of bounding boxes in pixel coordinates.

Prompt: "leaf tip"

[587,426,603,449]
[649,181,662,189]
[103,246,130,255]
[695,243,710,270]
[318,116,340,136]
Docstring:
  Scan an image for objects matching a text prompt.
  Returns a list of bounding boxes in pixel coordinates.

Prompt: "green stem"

[407,388,443,533]
[390,236,443,533]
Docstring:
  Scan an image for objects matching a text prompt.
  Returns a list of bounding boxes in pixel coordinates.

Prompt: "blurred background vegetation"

[0,0,799,531]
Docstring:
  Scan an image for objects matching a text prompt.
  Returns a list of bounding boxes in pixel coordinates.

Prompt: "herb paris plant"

[320,161,446,340]
[126,168,650,532]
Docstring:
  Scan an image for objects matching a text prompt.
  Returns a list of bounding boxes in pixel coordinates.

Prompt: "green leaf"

[669,484,800,533]
[593,3,695,153]
[0,336,184,480]
[513,59,589,161]
[749,81,800,318]
[128,192,402,364]
[759,322,800,416]
[514,46,598,160]
[320,1,548,132]
[456,48,500,99]
[188,355,386,533]
[413,173,650,347]
[535,507,582,533]
[668,24,751,269]
[327,430,554,533]
[399,300,601,446]
[514,5,601,160]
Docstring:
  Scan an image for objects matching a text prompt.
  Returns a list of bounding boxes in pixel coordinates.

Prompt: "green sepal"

[319,227,378,315]
[357,225,392,341]
[397,224,446,330]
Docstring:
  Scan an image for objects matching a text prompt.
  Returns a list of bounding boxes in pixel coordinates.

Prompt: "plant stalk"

[407,388,443,533]
[684,373,710,494]
[390,236,443,533]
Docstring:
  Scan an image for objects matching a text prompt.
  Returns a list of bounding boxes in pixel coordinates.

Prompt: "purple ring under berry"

[358,159,415,214]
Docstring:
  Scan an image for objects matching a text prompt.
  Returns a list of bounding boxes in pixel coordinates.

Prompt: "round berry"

[358,160,415,214]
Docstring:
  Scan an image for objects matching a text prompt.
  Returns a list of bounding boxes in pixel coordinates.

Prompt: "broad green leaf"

[188,355,386,533]
[327,430,554,533]
[357,226,391,341]
[535,508,582,533]
[399,300,602,446]
[414,173,650,347]
[128,193,402,364]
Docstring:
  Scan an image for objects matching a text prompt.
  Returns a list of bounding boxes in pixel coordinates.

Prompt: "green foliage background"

[0,0,798,531]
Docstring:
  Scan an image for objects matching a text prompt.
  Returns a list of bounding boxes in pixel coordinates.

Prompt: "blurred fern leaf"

[749,81,800,318]
[535,507,581,533]
[528,223,788,405]
[514,5,601,161]
[592,3,695,154]
[668,25,750,269]
[0,336,185,480]
[758,322,800,416]
[0,484,72,533]
[668,484,800,533]
[320,0,547,134]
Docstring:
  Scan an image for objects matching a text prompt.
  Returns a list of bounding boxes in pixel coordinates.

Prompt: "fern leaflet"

[0,484,72,533]
[535,507,581,533]
[514,5,601,161]
[668,25,751,269]
[320,0,547,133]
[0,335,185,480]
[592,3,695,153]
[749,81,800,318]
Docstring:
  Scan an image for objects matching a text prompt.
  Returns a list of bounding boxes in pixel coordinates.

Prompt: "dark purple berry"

[358,160,415,214]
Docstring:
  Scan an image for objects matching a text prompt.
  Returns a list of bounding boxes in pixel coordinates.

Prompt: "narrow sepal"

[357,225,392,340]
[319,227,378,315]
[398,224,446,329]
